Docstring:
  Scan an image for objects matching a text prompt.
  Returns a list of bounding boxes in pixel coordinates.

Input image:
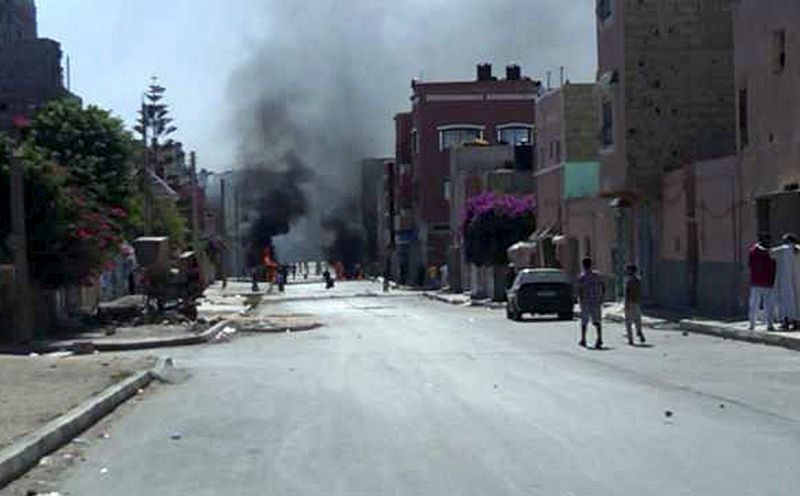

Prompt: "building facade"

[535,83,614,283]
[394,64,540,284]
[360,157,391,274]
[735,0,800,242]
[596,0,738,305]
[0,0,36,44]
[0,1,74,132]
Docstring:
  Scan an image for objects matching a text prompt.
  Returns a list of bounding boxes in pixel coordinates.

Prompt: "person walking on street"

[624,264,646,346]
[578,257,605,349]
[749,233,777,331]
[772,234,800,330]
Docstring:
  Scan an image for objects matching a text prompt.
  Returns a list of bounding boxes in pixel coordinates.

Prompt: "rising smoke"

[228,0,596,264]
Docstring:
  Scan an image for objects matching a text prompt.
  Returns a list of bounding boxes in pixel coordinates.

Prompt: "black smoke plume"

[322,201,365,277]
[240,153,312,267]
[228,1,597,262]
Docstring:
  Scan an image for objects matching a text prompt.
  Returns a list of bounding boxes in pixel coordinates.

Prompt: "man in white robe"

[772,234,800,329]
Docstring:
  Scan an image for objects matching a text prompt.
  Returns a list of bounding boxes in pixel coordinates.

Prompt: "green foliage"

[31,99,136,208]
[152,197,187,251]
[0,100,141,287]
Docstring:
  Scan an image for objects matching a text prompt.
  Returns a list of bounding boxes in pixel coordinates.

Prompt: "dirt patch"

[0,353,156,450]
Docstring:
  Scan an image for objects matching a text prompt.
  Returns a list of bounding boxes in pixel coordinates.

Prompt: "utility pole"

[9,148,34,343]
[219,176,228,287]
[234,190,241,278]
[189,151,200,251]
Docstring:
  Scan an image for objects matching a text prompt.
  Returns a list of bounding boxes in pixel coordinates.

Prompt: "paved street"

[48,281,800,495]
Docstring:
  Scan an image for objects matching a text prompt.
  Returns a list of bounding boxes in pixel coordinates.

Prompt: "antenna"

[560,66,564,87]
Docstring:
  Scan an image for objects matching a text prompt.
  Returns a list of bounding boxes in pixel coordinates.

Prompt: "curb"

[18,320,236,355]
[0,367,155,488]
[605,310,800,352]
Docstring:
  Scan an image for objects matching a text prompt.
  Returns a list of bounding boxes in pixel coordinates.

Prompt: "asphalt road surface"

[49,282,800,495]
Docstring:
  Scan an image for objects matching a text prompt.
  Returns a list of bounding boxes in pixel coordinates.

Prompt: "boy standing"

[578,257,605,349]
[624,264,646,346]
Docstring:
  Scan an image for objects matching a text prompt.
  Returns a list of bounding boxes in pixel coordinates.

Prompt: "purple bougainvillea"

[462,192,536,267]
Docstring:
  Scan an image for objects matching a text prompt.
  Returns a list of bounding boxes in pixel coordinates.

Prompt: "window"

[443,178,451,202]
[555,141,562,162]
[738,88,749,149]
[498,127,532,145]
[438,127,483,151]
[597,0,612,21]
[411,129,419,155]
[773,29,787,73]
[601,99,614,148]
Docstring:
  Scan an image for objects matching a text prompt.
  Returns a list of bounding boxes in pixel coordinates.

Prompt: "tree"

[134,78,178,149]
[0,99,141,288]
[462,192,536,267]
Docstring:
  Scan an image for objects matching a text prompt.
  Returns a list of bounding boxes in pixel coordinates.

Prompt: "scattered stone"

[72,437,88,445]
[664,410,674,418]
[137,388,145,395]
[493,384,499,390]
[719,403,726,409]
[170,432,183,440]
[682,331,689,337]
[38,456,51,466]
[98,431,110,439]
[100,467,109,475]
[105,328,117,336]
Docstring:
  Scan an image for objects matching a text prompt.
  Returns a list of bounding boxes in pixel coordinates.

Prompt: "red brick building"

[393,64,540,284]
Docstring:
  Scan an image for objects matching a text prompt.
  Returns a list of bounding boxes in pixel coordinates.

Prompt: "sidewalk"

[604,303,800,352]
[423,290,800,352]
[0,354,156,450]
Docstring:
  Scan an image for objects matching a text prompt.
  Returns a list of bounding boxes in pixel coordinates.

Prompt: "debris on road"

[664,410,674,418]
[98,431,110,439]
[170,432,183,440]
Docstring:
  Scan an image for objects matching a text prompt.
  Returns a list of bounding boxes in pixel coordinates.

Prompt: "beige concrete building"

[735,0,800,241]
[639,0,800,316]
[596,0,738,306]
[535,83,614,283]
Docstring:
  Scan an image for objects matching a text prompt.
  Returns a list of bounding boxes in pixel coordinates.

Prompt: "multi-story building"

[654,0,800,316]
[535,83,614,283]
[0,0,37,43]
[595,0,737,302]
[394,64,540,283]
[735,0,800,241]
[360,157,391,273]
[0,1,75,132]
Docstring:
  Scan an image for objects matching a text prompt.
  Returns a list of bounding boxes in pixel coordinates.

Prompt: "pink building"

[595,0,738,307]
[652,0,800,316]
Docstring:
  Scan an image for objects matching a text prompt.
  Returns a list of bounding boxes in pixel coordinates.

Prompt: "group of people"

[576,257,646,349]
[748,233,800,331]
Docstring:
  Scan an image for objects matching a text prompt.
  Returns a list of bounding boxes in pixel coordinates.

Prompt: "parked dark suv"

[506,268,574,321]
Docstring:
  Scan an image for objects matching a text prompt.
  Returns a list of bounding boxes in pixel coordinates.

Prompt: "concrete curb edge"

[605,310,800,352]
[0,367,154,489]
